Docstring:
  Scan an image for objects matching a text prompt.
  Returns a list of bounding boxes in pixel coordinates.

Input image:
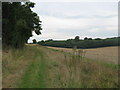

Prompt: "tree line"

[2,2,42,49]
[38,36,120,49]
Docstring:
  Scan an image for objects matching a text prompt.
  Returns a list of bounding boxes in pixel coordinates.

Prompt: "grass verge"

[3,45,119,88]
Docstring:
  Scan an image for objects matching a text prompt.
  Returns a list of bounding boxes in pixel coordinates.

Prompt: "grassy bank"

[2,45,119,88]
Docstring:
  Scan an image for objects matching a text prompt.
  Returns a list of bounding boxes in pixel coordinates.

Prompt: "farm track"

[18,48,47,88]
[2,45,119,88]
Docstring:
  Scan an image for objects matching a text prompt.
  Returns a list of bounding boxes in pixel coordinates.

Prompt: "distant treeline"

[38,36,120,49]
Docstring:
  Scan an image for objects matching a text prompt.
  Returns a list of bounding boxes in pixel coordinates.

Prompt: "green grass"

[3,45,119,88]
[18,47,47,88]
[84,57,119,70]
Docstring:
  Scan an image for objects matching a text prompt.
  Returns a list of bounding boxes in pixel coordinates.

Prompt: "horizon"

[30,36,119,43]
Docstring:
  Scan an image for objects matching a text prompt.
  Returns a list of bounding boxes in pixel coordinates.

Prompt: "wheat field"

[47,46,119,64]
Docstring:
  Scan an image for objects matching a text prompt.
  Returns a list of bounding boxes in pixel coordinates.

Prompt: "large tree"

[2,2,42,48]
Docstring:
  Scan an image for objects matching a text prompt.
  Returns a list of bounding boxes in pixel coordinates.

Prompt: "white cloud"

[41,15,117,32]
[28,2,118,43]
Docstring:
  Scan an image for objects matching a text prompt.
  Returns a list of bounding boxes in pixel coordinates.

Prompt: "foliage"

[33,39,37,44]
[38,37,119,49]
[2,2,42,48]
[74,36,80,42]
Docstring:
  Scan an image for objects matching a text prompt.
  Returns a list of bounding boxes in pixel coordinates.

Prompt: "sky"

[28,0,118,43]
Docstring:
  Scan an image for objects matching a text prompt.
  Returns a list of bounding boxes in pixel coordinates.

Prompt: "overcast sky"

[28,0,118,42]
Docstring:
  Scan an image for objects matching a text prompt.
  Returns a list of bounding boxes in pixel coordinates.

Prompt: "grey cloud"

[28,2,118,42]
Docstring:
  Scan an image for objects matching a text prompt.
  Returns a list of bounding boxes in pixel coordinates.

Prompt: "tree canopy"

[38,37,120,49]
[2,2,42,48]
[74,36,80,42]
[33,39,37,44]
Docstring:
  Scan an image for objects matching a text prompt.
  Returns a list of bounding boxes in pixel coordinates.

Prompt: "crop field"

[47,46,119,64]
[2,45,119,88]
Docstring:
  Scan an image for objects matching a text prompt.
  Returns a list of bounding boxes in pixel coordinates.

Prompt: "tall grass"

[3,45,119,88]
[47,47,118,88]
[18,49,47,88]
[2,46,38,88]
